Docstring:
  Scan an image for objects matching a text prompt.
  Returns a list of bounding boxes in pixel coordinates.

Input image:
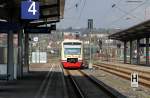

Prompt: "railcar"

[61,39,83,68]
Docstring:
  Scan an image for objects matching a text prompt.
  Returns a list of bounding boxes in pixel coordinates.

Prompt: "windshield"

[64,48,81,55]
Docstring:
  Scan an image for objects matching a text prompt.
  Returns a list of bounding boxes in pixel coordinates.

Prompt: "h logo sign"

[131,72,138,88]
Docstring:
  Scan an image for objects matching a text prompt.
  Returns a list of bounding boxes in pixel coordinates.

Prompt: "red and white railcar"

[61,39,83,68]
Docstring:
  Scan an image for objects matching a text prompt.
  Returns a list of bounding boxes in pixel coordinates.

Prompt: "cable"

[101,0,122,27]
[78,0,87,19]
[65,0,73,6]
[65,0,76,11]
[107,0,149,28]
[115,6,143,21]
[65,0,82,11]
[62,0,85,28]
[73,0,87,27]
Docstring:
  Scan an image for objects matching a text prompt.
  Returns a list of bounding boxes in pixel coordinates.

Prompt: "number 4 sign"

[21,1,39,19]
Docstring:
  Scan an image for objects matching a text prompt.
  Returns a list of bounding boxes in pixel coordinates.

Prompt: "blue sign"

[21,1,40,19]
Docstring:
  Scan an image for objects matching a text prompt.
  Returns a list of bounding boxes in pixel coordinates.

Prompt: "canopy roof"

[109,20,150,41]
[0,0,65,27]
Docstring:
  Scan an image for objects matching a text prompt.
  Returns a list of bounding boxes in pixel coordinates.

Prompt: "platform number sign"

[131,72,138,88]
[21,1,39,19]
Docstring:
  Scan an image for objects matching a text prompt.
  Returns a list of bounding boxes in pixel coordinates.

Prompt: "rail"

[94,63,150,88]
[64,69,125,98]
[65,70,85,98]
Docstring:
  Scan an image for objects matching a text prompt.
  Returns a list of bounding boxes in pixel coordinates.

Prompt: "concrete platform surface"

[84,68,150,98]
[0,63,68,98]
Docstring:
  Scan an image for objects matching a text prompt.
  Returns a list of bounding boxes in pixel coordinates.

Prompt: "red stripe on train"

[61,61,83,68]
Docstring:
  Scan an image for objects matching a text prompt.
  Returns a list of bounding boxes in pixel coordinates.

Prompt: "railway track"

[64,69,85,98]
[94,63,150,88]
[64,69,125,98]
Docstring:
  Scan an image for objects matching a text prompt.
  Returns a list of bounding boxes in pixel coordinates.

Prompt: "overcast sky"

[57,0,150,29]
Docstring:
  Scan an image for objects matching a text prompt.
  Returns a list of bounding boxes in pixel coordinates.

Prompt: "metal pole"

[124,41,127,64]
[24,33,29,73]
[89,29,92,69]
[130,40,133,64]
[146,37,149,65]
[17,30,23,78]
[39,40,40,63]
[88,19,93,69]
[7,30,14,80]
[137,39,140,64]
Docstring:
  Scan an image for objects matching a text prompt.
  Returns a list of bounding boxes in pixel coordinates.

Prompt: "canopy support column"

[130,40,133,64]
[124,41,127,64]
[17,30,23,79]
[137,39,140,64]
[146,37,149,65]
[24,33,29,73]
[7,30,14,80]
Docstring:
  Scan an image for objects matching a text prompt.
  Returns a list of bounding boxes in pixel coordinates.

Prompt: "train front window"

[63,43,81,45]
[64,48,81,55]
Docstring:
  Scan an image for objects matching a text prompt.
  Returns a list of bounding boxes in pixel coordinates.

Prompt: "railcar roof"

[62,39,82,43]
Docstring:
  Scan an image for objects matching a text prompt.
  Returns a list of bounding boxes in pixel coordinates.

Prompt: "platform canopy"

[109,20,150,42]
[0,0,65,27]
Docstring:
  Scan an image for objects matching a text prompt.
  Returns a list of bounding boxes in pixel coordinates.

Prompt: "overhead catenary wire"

[65,0,77,11]
[114,6,143,21]
[77,0,87,20]
[107,0,149,28]
[73,0,87,27]
[65,0,74,6]
[57,0,84,28]
[65,0,82,11]
[101,0,122,27]
[63,0,148,29]
[102,0,122,20]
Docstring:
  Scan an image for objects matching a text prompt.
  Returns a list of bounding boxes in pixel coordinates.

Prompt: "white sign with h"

[131,72,138,88]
